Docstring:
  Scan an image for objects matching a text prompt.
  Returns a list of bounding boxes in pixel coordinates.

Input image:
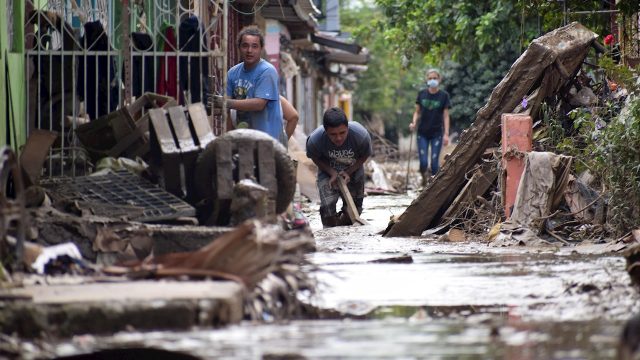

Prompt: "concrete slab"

[0,280,244,337]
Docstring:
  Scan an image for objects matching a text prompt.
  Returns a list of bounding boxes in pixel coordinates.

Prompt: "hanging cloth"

[178,16,210,104]
[78,20,118,120]
[157,25,178,101]
[130,32,155,97]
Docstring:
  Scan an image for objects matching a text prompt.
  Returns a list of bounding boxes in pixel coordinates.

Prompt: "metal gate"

[25,0,228,177]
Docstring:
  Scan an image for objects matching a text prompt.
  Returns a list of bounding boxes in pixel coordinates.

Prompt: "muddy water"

[48,193,640,359]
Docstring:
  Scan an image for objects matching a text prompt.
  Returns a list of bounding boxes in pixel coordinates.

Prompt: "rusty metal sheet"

[168,106,198,153]
[149,108,179,154]
[187,103,215,148]
[19,130,59,186]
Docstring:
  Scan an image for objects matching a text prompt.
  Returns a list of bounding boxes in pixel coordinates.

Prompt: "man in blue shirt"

[225,25,284,143]
[307,107,373,228]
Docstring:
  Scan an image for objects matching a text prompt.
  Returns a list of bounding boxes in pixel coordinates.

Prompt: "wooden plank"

[187,103,215,148]
[149,108,179,154]
[440,161,498,222]
[384,23,597,237]
[215,139,233,199]
[167,106,198,152]
[236,140,255,180]
[256,140,276,194]
[337,177,368,226]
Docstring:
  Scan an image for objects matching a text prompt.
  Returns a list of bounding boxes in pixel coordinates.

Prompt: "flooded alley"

[23,193,638,360]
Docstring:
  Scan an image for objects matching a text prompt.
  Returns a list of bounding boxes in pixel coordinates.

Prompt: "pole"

[405,131,414,193]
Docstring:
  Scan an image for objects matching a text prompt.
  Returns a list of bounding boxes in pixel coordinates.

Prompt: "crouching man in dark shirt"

[306,107,373,228]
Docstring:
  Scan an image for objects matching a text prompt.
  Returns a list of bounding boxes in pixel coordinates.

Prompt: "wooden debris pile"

[103,220,316,321]
[382,22,633,245]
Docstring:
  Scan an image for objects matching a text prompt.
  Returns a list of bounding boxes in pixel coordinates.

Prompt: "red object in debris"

[501,114,532,219]
[604,34,615,45]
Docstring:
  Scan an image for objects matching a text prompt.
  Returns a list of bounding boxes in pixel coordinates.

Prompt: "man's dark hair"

[237,25,264,48]
[322,107,348,128]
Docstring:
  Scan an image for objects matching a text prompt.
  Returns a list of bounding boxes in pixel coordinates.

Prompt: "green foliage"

[590,97,640,234]
[345,0,637,141]
[542,60,640,234]
[441,43,518,130]
[341,4,423,137]
[599,56,639,94]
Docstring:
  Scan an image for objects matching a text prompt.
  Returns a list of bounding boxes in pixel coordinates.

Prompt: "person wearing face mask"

[409,69,451,185]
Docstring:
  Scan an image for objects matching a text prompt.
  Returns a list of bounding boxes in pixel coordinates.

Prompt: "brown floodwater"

[21,193,640,359]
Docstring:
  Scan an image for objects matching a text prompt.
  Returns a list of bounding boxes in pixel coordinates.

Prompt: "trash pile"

[0,92,315,330]
[384,22,640,249]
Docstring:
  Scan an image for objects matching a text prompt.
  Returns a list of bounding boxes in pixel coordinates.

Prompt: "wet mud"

[21,193,640,359]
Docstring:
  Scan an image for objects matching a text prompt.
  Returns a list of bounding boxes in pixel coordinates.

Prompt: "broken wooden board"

[440,160,498,223]
[337,177,368,226]
[384,22,597,237]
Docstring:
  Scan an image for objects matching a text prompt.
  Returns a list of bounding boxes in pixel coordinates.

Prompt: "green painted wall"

[0,0,26,149]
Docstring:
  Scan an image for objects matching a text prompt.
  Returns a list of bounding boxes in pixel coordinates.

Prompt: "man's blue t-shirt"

[227,59,283,141]
[306,121,373,180]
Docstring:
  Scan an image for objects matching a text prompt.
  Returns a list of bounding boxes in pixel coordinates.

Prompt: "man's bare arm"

[281,96,299,138]
[227,97,268,112]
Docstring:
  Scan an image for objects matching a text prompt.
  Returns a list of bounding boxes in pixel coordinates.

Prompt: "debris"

[75,93,176,162]
[19,130,59,187]
[369,255,413,263]
[31,242,83,274]
[624,243,640,288]
[366,159,396,194]
[564,175,604,224]
[230,179,270,225]
[195,129,296,226]
[95,157,149,177]
[41,170,196,223]
[489,222,556,248]
[440,160,499,232]
[384,23,598,237]
[487,222,501,242]
[440,228,466,242]
[510,152,573,232]
[148,103,213,199]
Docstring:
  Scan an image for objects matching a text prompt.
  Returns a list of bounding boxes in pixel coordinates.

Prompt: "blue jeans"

[417,134,442,175]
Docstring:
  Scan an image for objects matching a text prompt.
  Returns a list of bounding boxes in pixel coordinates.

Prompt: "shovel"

[336,176,368,226]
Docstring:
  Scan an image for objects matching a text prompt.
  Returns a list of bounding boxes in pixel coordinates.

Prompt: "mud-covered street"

[23,193,638,360]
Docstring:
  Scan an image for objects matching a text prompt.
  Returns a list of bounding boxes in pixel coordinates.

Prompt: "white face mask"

[427,79,439,88]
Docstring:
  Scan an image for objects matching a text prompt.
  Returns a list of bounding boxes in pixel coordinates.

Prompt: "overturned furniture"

[75,93,177,162]
[194,129,296,226]
[147,106,296,226]
[384,22,598,237]
[148,102,214,200]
